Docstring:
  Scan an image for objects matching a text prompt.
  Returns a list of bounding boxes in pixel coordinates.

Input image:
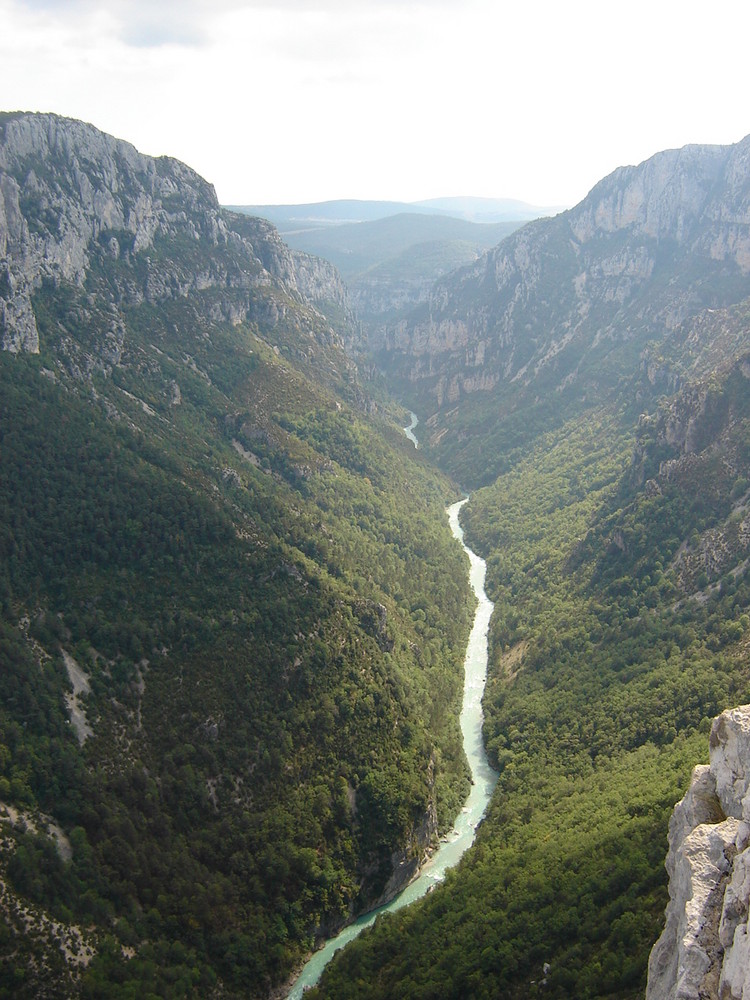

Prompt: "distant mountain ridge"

[227,196,557,232]
[271,213,519,281]
[229,200,553,340]
[278,213,524,334]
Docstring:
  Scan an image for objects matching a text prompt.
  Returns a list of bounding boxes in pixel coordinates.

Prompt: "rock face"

[371,798,438,907]
[380,135,750,460]
[630,348,750,483]
[0,111,354,360]
[647,706,750,1000]
[616,350,750,597]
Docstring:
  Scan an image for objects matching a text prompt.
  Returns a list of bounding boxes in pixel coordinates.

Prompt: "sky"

[2,0,749,209]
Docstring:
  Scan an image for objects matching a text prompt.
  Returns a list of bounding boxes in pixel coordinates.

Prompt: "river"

[287,485,497,996]
[404,411,419,448]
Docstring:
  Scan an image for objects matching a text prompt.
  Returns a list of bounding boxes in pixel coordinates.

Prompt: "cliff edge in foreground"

[647,706,750,999]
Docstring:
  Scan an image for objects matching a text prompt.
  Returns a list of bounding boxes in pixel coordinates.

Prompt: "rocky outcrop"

[647,706,750,1000]
[370,799,439,908]
[0,111,354,359]
[353,758,440,919]
[630,350,750,487]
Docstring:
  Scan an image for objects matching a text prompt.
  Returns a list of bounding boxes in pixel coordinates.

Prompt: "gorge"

[301,136,750,1000]
[0,111,474,996]
[4,112,750,999]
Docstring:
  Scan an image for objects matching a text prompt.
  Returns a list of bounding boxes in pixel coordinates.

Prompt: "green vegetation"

[311,387,750,999]
[7,117,750,1000]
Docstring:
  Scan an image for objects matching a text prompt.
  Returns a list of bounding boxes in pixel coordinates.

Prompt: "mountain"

[7,111,750,1000]
[412,196,564,223]
[279,213,522,327]
[0,112,474,998]
[376,136,750,486]
[0,113,356,362]
[228,200,425,231]
[271,214,520,283]
[310,306,750,1000]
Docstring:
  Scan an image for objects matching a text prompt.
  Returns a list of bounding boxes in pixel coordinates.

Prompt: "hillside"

[281,214,520,332]
[311,337,750,1000]
[277,214,519,283]
[227,197,549,233]
[0,112,474,998]
[7,114,750,1000]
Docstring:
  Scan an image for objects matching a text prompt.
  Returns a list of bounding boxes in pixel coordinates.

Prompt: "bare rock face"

[380,134,750,424]
[647,706,750,1000]
[0,112,218,353]
[0,111,353,359]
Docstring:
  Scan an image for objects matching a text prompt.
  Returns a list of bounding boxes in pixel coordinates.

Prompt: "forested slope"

[0,113,473,998]
[8,113,750,1000]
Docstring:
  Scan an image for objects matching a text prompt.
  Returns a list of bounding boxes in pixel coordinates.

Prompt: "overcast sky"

[2,0,749,208]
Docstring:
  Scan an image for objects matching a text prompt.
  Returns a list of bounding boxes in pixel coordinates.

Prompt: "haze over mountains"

[4,111,750,1000]
[229,196,556,232]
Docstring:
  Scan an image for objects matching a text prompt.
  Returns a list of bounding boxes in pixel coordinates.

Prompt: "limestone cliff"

[380,135,750,464]
[630,348,750,482]
[0,111,354,361]
[647,706,750,1000]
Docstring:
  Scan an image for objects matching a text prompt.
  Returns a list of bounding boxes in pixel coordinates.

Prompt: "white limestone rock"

[718,846,750,999]
[646,768,737,1000]
[647,706,750,1000]
[0,111,355,364]
[709,707,750,821]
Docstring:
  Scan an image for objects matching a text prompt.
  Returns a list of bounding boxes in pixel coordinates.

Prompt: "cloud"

[13,0,216,47]
[5,0,750,207]
[12,0,466,48]
[116,9,208,48]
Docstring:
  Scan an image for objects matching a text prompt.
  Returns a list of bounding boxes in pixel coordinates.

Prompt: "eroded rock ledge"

[647,706,750,1000]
